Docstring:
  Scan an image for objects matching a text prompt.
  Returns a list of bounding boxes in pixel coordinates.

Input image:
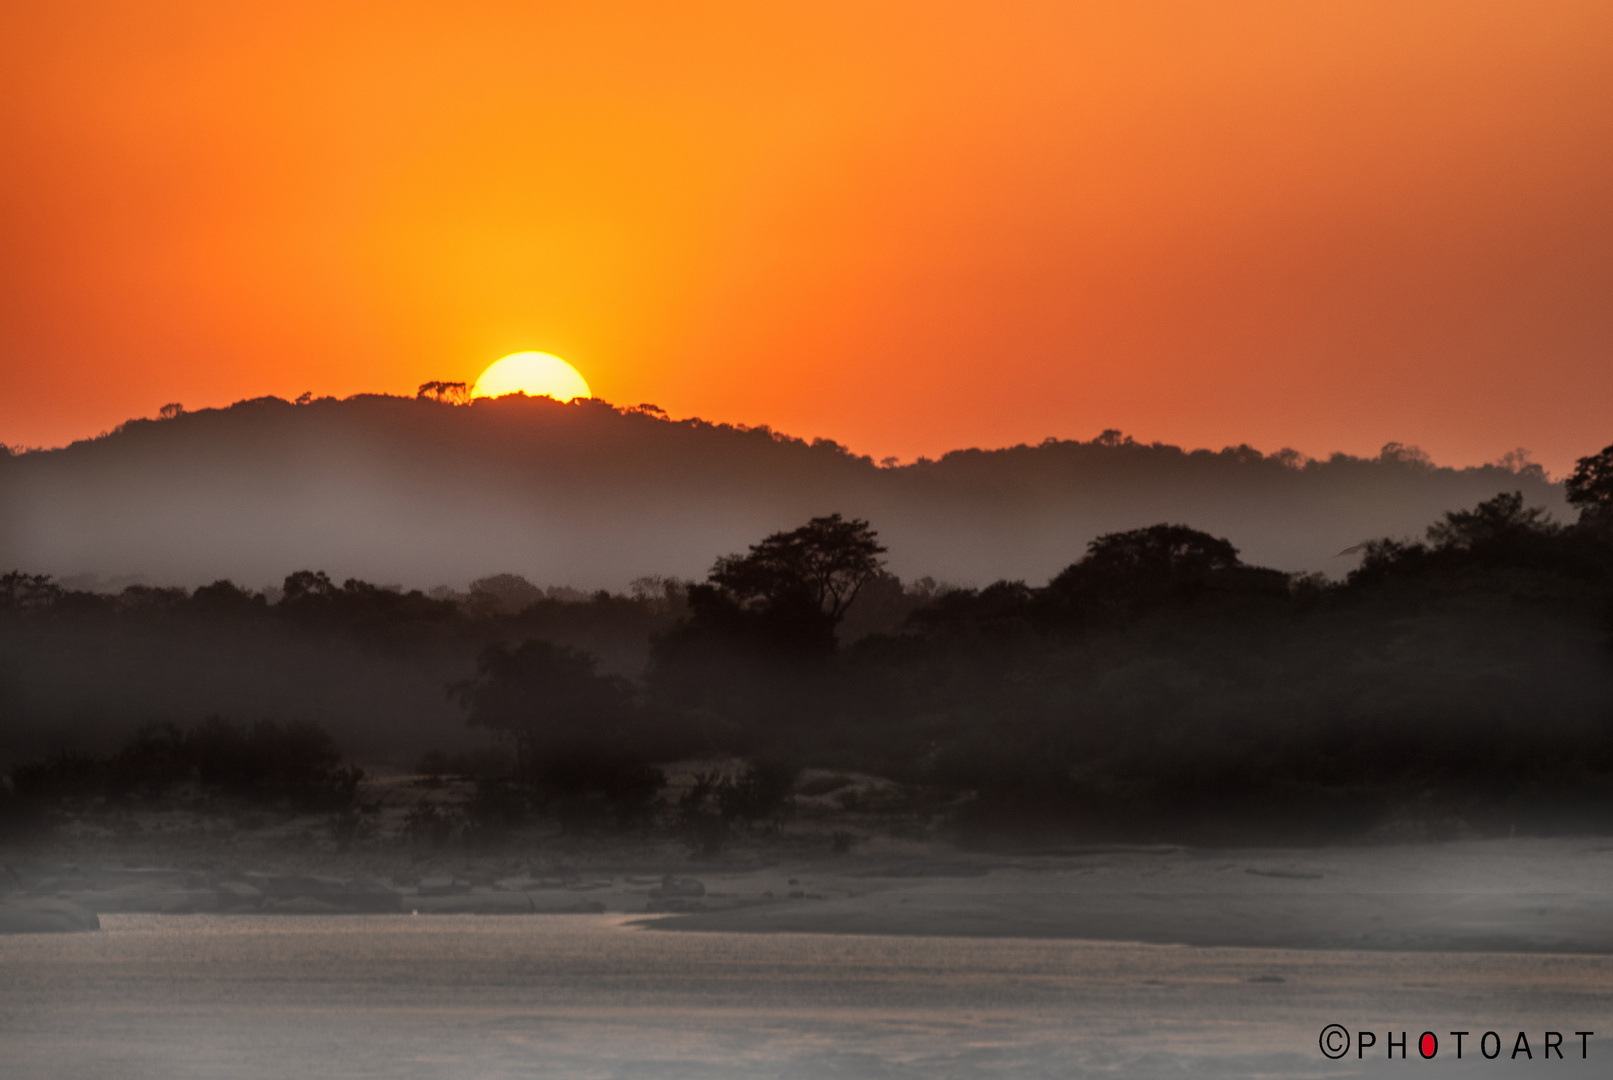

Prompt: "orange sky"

[4,1,1612,472]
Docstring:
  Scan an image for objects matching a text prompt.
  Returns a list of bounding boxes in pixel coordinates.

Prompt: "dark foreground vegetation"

[6,445,1613,848]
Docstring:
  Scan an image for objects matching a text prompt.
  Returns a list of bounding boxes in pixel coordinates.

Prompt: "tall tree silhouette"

[709,513,887,623]
[1567,443,1613,533]
[677,514,887,658]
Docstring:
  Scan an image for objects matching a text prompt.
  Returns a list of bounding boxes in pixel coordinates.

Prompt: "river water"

[2,914,1608,1077]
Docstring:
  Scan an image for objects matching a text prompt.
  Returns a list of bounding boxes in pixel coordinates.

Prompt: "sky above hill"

[4,1,1612,471]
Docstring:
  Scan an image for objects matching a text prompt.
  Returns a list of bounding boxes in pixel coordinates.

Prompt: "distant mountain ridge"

[0,394,1568,590]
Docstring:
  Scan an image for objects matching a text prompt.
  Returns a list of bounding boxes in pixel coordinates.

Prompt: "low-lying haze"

[0,394,1568,592]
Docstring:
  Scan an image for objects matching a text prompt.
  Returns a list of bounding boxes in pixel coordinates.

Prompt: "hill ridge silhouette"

[0,392,1566,590]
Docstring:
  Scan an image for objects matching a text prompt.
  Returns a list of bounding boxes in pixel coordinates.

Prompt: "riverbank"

[8,834,1613,952]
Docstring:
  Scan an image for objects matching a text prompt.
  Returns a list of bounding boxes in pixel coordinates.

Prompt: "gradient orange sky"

[4,1,1612,471]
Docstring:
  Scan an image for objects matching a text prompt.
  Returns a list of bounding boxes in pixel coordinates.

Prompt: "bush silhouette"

[454,639,663,832]
[2,717,361,818]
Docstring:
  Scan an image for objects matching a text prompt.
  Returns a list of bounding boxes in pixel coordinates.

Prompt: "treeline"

[851,490,1613,842]
[435,444,1613,845]
[0,717,363,841]
[5,446,1613,846]
[0,569,698,766]
[1,389,1566,590]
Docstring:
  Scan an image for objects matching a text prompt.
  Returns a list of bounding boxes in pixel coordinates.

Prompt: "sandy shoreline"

[7,836,1613,952]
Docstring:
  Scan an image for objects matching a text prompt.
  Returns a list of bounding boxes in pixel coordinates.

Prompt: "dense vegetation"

[5,445,1613,846]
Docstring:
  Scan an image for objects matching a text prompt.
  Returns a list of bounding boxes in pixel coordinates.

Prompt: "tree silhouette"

[648,515,887,705]
[281,569,338,604]
[417,381,470,405]
[190,579,266,615]
[671,513,888,657]
[453,641,630,772]
[0,571,62,612]
[1074,524,1241,580]
[1426,491,1558,550]
[1040,523,1253,624]
[709,513,887,624]
[467,573,544,615]
[1567,444,1613,530]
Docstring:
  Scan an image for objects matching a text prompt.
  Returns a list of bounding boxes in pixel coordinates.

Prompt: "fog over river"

[2,914,1608,1078]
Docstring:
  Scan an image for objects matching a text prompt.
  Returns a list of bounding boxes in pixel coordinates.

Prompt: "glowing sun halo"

[471,352,591,402]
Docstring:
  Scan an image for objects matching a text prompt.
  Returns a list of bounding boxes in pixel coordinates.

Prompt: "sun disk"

[471,352,591,402]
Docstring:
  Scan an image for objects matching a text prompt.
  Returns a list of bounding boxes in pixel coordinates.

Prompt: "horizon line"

[1,389,1560,481]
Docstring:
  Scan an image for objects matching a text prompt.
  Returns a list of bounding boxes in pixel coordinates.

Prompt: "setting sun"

[471,352,591,402]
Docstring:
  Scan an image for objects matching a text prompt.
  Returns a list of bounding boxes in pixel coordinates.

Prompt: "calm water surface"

[2,914,1609,1078]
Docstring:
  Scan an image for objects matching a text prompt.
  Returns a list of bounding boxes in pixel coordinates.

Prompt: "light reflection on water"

[1,913,1609,1078]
